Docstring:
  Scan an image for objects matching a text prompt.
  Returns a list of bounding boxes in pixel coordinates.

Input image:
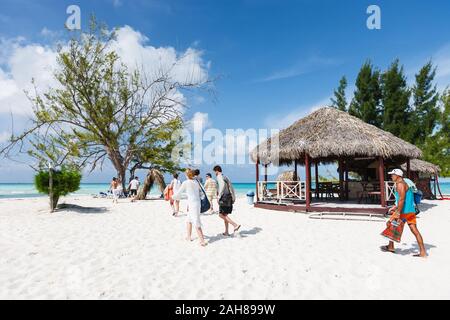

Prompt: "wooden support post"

[294,160,298,181]
[379,157,386,207]
[305,154,311,210]
[406,159,411,179]
[49,164,54,213]
[264,164,268,182]
[434,175,437,199]
[256,160,260,202]
[345,160,349,201]
[315,161,319,199]
[338,158,344,201]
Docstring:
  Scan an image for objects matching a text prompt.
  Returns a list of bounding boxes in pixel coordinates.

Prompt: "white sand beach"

[1,196,449,300]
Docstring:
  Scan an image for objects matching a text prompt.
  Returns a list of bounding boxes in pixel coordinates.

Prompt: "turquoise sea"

[1,182,450,199]
[0,182,259,199]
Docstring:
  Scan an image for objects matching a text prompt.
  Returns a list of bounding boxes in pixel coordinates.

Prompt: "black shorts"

[219,205,233,214]
[130,189,137,196]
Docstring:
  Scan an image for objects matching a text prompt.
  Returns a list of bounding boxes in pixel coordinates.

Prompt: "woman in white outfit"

[170,173,182,216]
[112,179,123,204]
[172,169,207,247]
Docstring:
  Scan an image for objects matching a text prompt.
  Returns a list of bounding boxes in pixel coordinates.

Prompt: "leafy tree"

[349,61,382,126]
[330,76,348,111]
[381,59,411,140]
[422,89,450,176]
[1,18,212,189]
[35,166,82,211]
[410,61,440,145]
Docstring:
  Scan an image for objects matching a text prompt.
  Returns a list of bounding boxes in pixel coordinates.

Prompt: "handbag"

[219,177,233,207]
[163,186,171,201]
[381,219,405,243]
[196,180,211,213]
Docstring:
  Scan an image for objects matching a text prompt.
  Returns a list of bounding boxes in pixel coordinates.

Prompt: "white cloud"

[434,44,450,90]
[39,27,64,40]
[264,97,331,130]
[110,26,208,84]
[0,131,11,143]
[256,56,339,83]
[112,0,123,7]
[0,26,210,118]
[0,39,59,116]
[189,112,211,133]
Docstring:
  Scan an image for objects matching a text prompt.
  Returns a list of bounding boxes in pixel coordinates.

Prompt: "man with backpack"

[381,169,427,257]
[214,165,241,236]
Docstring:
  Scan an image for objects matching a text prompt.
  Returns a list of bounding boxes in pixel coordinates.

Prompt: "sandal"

[234,225,241,233]
[380,245,395,253]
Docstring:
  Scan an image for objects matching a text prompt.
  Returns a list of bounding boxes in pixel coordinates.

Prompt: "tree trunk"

[118,168,127,190]
[51,194,60,211]
[107,148,127,190]
[135,168,166,200]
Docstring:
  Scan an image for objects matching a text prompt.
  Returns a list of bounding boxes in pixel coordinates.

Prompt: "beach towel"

[403,178,422,205]
[381,220,405,243]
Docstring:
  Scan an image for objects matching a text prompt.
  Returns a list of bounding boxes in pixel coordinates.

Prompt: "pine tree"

[422,90,450,177]
[330,76,348,111]
[410,61,440,145]
[349,61,382,126]
[381,59,411,140]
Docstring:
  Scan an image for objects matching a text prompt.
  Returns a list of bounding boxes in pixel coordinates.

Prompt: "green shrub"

[34,167,82,211]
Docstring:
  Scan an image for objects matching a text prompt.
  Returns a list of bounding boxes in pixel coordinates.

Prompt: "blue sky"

[0,0,449,183]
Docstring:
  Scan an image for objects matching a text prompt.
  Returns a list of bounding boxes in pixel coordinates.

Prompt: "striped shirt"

[204,178,218,200]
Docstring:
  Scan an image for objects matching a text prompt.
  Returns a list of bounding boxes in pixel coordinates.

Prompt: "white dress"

[172,180,202,228]
[171,178,182,194]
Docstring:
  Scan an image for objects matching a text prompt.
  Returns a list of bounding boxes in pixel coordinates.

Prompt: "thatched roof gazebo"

[401,159,440,199]
[252,107,423,213]
[401,159,440,176]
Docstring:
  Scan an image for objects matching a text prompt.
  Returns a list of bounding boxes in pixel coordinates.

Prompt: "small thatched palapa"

[251,107,422,165]
[401,159,440,175]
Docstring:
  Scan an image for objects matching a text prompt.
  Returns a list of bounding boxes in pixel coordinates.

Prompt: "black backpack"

[219,176,233,207]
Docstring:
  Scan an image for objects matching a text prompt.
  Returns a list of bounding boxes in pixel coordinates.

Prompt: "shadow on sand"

[206,227,263,244]
[395,242,436,256]
[417,202,438,214]
[56,203,108,214]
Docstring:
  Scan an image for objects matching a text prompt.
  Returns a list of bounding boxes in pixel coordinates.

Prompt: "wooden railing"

[258,181,306,202]
[385,181,396,202]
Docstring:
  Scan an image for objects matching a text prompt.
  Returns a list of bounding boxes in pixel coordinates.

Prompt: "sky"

[0,0,449,183]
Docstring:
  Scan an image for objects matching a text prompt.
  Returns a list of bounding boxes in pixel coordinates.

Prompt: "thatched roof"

[276,170,298,181]
[401,159,440,175]
[251,107,422,165]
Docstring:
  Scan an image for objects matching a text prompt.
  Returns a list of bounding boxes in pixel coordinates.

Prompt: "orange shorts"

[400,213,416,225]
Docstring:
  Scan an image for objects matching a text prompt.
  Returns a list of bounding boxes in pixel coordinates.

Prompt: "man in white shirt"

[128,177,140,197]
[214,165,241,236]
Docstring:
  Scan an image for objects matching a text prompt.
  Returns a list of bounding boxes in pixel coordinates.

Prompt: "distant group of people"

[107,166,241,247]
[169,165,241,247]
[109,176,140,203]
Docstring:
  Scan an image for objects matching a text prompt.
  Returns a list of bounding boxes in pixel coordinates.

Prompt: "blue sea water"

[1,182,449,199]
[0,182,259,199]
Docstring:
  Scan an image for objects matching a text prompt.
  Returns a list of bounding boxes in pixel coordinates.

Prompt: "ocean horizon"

[0,182,259,199]
[1,181,450,199]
